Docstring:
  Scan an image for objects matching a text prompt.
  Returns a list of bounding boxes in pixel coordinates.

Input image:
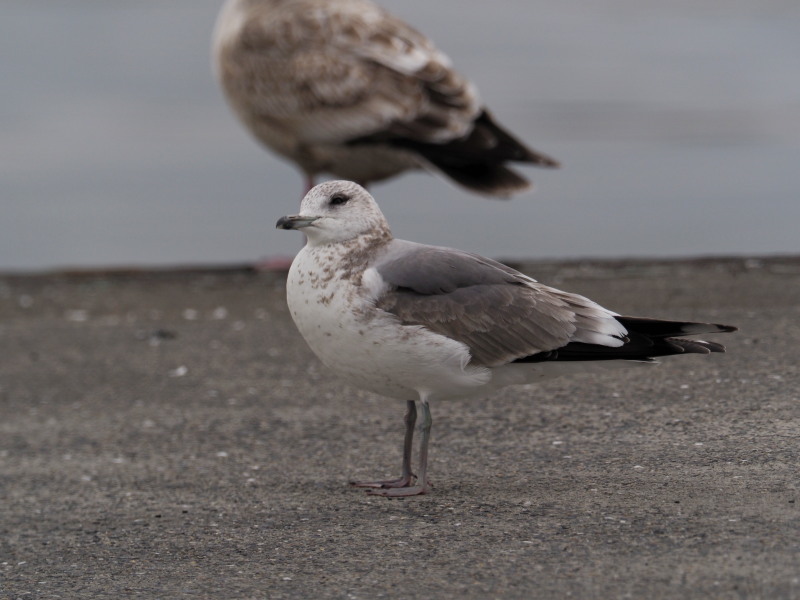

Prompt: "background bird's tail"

[412,110,559,198]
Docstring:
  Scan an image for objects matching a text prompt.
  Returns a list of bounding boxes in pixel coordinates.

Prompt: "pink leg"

[350,400,418,490]
[368,400,432,497]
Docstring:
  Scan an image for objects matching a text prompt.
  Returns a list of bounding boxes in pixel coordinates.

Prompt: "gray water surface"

[1,1,799,270]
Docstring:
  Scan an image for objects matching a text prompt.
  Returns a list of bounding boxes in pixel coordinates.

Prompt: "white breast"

[286,245,491,401]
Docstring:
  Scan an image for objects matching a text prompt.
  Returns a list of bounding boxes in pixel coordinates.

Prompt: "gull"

[213,0,559,198]
[276,181,737,497]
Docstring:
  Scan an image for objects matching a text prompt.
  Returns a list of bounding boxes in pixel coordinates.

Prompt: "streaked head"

[276,181,392,246]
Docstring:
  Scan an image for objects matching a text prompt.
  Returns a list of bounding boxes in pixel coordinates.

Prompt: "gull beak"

[276,215,319,230]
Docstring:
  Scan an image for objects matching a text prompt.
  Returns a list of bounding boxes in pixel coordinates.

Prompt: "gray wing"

[215,0,479,145]
[372,241,627,367]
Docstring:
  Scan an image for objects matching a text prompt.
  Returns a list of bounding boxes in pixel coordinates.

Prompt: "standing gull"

[277,181,736,497]
[213,0,559,197]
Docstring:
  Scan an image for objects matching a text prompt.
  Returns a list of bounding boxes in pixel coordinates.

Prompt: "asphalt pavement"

[2,257,799,599]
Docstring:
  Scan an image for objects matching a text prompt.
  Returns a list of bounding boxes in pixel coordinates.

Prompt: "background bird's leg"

[303,174,316,197]
[256,173,313,270]
[350,400,417,489]
[297,175,317,248]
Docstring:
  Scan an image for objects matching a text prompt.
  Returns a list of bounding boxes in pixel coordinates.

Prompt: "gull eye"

[329,193,350,206]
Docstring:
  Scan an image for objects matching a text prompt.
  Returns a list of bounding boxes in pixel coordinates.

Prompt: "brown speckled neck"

[335,226,393,283]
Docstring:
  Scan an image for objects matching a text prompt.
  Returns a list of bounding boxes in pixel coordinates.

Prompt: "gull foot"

[349,474,416,489]
[366,484,431,498]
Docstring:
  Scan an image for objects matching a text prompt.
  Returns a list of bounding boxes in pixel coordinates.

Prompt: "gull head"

[276,181,392,246]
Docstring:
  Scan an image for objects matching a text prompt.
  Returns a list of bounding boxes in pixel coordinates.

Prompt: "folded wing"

[372,241,736,367]
[372,241,628,367]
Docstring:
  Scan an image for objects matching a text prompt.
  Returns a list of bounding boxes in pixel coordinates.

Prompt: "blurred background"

[1,0,798,271]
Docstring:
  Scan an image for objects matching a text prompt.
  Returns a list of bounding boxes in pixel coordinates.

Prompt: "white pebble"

[65,309,89,322]
[169,365,188,377]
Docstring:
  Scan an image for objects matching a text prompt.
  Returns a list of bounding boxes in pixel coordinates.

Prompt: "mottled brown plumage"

[213,0,558,196]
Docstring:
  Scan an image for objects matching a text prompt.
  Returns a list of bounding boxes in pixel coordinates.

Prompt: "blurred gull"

[277,181,737,497]
[213,0,558,197]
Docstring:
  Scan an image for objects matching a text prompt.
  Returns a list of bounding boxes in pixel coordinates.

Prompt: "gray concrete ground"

[1,257,799,599]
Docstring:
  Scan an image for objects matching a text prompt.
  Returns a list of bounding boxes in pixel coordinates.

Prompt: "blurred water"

[1,0,799,270]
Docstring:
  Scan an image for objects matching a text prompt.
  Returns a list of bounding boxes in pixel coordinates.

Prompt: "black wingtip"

[669,338,727,354]
[472,110,560,168]
[618,317,738,338]
[515,317,736,364]
[534,155,561,169]
[682,323,738,336]
[430,163,532,198]
[716,324,739,333]
[519,146,561,169]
